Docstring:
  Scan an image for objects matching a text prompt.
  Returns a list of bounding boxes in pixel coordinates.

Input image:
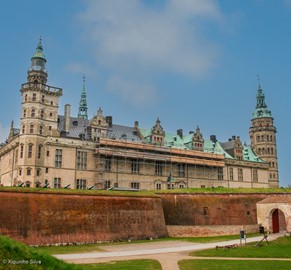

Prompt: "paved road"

[54,233,285,270]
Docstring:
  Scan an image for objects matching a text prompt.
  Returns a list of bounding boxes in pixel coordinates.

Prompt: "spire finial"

[257,74,261,89]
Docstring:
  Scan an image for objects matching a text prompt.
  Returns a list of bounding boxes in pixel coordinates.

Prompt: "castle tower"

[249,78,278,187]
[78,75,88,119]
[18,39,62,186]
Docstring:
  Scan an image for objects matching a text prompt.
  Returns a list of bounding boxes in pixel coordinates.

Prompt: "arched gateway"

[257,197,291,234]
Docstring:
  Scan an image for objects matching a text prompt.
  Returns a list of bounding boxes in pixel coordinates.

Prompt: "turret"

[249,77,278,187]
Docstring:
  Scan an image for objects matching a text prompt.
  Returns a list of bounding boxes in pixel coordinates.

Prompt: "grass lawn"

[178,259,291,270]
[79,260,162,270]
[36,233,260,255]
[190,236,291,258]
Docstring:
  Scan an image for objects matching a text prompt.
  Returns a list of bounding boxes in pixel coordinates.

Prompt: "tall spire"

[78,75,88,119]
[252,76,272,119]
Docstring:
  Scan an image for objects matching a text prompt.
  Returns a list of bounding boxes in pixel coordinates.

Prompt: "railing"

[21,82,62,95]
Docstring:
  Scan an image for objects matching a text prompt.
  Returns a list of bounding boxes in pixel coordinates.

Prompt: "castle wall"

[160,193,271,226]
[0,191,167,245]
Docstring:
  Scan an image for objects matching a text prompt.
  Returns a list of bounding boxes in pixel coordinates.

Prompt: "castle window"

[49,126,52,131]
[54,178,61,188]
[238,168,243,181]
[47,150,50,157]
[155,161,163,176]
[41,95,45,103]
[27,168,31,176]
[271,148,274,155]
[105,156,111,171]
[39,126,43,135]
[77,151,87,170]
[51,101,53,106]
[31,108,35,117]
[40,110,44,119]
[24,94,28,102]
[252,169,258,182]
[167,183,174,189]
[131,182,140,189]
[104,180,111,189]
[30,124,34,134]
[179,183,185,189]
[19,168,22,176]
[20,144,24,158]
[218,167,223,180]
[22,125,25,134]
[131,159,139,174]
[49,112,53,117]
[156,183,161,190]
[38,145,42,159]
[76,179,87,190]
[229,167,234,181]
[23,109,26,118]
[28,144,33,158]
[32,93,36,101]
[36,169,40,176]
[270,135,273,141]
[178,164,186,178]
[45,168,49,173]
[55,149,62,168]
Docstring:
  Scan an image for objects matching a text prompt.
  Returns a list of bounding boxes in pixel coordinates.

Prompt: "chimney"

[134,121,139,128]
[64,104,71,133]
[210,135,217,143]
[232,135,236,140]
[177,129,183,138]
[106,116,113,127]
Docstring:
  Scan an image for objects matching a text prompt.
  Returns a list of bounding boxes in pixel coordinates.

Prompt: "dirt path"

[55,233,288,270]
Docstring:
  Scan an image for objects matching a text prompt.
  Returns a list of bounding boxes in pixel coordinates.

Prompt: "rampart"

[0,191,167,245]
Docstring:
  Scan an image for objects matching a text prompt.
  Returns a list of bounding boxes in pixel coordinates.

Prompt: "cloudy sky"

[0,0,290,187]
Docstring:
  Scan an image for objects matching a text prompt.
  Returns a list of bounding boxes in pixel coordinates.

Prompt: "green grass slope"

[0,235,81,270]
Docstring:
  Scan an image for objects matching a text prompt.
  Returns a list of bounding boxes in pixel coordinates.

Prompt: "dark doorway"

[272,209,286,233]
[272,209,279,233]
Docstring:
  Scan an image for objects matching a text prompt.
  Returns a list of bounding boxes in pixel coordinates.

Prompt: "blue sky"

[0,0,290,187]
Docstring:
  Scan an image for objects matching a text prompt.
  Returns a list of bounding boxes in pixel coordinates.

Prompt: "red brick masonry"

[0,191,168,245]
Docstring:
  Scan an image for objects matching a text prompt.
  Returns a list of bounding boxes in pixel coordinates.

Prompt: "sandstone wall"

[167,224,259,237]
[0,191,168,245]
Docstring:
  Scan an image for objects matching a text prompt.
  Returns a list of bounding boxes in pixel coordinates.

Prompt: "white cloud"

[64,62,97,78]
[0,122,9,143]
[107,76,157,105]
[78,0,223,104]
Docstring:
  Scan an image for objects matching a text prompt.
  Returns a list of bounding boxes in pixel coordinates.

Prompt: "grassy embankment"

[1,186,291,196]
[0,235,161,270]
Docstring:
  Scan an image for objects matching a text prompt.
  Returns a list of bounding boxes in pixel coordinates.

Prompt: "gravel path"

[54,233,286,270]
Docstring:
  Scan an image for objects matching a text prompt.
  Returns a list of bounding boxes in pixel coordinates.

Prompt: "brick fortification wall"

[160,193,270,226]
[0,191,168,245]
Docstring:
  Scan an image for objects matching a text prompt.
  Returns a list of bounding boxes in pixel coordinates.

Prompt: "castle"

[0,40,279,189]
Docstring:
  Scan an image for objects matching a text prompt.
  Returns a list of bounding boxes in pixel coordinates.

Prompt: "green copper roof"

[139,126,264,163]
[31,39,46,61]
[243,145,266,163]
[252,83,272,119]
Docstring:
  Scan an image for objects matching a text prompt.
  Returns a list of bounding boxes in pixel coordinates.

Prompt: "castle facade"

[0,41,279,189]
